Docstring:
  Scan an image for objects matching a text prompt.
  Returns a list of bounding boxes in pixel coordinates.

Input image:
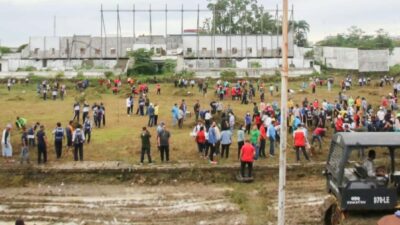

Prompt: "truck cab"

[325,132,400,224]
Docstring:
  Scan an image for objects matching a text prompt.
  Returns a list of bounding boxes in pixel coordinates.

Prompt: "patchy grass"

[0,78,396,166]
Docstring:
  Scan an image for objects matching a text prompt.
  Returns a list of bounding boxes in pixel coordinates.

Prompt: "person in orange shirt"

[240,139,255,178]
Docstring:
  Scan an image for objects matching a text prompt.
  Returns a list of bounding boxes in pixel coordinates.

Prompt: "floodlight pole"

[277,0,289,225]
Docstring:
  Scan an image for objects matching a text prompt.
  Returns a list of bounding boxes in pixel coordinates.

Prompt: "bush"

[389,64,400,76]
[17,66,36,72]
[250,61,261,68]
[175,70,195,79]
[164,59,177,73]
[104,71,114,79]
[128,48,156,75]
[75,72,85,80]
[304,50,314,59]
[220,70,237,80]
[55,71,65,80]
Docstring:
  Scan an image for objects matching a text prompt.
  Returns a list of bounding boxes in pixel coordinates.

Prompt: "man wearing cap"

[2,124,13,162]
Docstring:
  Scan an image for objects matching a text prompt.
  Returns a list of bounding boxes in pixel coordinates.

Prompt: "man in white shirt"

[363,150,385,177]
[126,97,132,116]
[377,107,386,122]
[262,113,272,128]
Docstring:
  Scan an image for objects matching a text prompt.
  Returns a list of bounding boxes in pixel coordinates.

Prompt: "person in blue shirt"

[171,104,179,126]
[292,116,301,131]
[244,112,252,134]
[220,129,232,159]
[267,123,277,156]
[208,122,218,163]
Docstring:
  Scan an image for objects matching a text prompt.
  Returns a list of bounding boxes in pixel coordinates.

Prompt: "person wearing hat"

[377,210,400,225]
[2,124,13,162]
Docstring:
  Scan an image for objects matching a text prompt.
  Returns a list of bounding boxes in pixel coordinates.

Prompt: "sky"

[0,0,399,47]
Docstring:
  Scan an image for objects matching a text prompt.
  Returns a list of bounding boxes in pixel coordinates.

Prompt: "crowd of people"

[2,74,400,178]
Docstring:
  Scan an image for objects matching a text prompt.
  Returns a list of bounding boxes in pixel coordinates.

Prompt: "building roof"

[332,132,400,147]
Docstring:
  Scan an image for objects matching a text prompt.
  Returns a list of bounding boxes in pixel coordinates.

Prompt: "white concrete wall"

[192,68,314,78]
[0,71,105,79]
[322,47,358,70]
[358,49,389,72]
[182,34,293,58]
[389,47,400,66]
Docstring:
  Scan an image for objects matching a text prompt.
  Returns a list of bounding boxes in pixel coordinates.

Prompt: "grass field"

[0,76,394,166]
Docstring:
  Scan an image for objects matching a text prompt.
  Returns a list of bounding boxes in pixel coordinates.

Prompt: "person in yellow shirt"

[355,96,362,112]
[154,104,159,126]
[287,98,294,109]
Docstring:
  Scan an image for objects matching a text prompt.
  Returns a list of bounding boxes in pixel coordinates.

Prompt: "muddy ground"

[0,162,391,225]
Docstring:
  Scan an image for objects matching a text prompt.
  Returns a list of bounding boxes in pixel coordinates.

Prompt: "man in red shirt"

[293,124,310,163]
[335,115,344,133]
[258,125,267,158]
[240,139,255,177]
[196,126,206,157]
[311,126,326,151]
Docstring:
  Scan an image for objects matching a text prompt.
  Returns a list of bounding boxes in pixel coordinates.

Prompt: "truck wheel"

[324,203,342,225]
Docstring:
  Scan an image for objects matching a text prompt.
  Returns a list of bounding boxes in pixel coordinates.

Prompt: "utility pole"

[53,15,56,37]
[278,0,289,225]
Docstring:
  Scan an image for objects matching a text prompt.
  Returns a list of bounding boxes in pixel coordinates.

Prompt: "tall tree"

[202,0,310,46]
[317,26,395,52]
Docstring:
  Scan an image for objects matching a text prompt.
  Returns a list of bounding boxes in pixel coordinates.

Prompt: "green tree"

[128,48,156,75]
[0,46,11,54]
[317,26,395,52]
[291,20,310,47]
[203,0,309,45]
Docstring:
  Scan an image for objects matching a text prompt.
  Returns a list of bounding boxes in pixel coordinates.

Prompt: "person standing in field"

[83,116,92,144]
[72,124,85,161]
[293,124,310,163]
[20,127,30,164]
[220,128,232,159]
[52,122,64,159]
[65,120,74,154]
[196,126,206,158]
[158,124,171,163]
[100,103,106,126]
[140,127,152,165]
[207,122,218,164]
[156,83,161,95]
[250,125,260,160]
[153,104,159,126]
[36,125,48,164]
[148,103,155,127]
[73,102,80,121]
[237,125,245,160]
[2,124,13,162]
[126,96,132,116]
[96,106,104,128]
[194,100,201,122]
[240,139,255,178]
[82,101,90,123]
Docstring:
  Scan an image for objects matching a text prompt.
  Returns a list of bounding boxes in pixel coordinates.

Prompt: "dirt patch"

[0,184,246,225]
